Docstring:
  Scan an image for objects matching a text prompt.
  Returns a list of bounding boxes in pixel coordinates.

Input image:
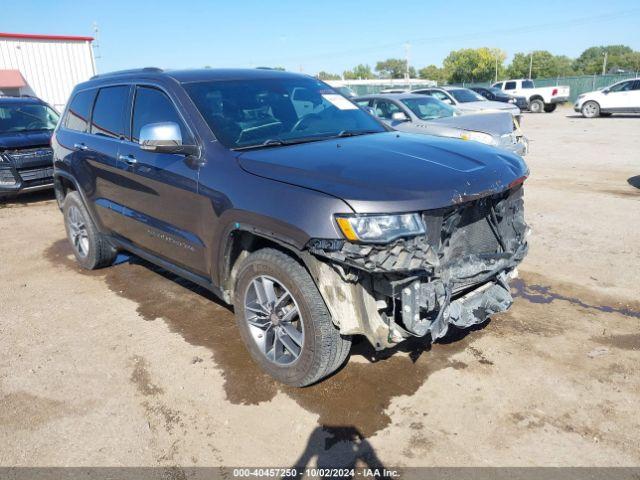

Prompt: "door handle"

[118,154,138,166]
[73,143,88,151]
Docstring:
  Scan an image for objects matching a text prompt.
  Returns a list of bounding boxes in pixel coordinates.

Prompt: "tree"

[343,64,375,80]
[375,58,414,79]
[507,51,575,79]
[418,65,448,84]
[442,47,506,83]
[573,45,636,74]
[317,71,341,80]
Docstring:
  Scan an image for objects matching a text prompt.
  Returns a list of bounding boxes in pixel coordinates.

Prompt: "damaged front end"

[305,185,529,349]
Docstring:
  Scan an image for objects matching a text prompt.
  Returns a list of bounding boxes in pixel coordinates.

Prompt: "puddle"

[512,278,640,319]
[46,239,485,437]
[594,333,640,351]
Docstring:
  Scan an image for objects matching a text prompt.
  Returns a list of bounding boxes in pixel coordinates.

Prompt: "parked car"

[335,86,357,98]
[411,86,522,122]
[0,95,60,199]
[492,79,570,113]
[470,86,528,111]
[379,88,408,93]
[574,78,640,118]
[52,68,529,386]
[356,93,528,156]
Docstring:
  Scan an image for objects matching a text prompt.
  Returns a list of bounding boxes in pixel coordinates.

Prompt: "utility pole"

[528,52,533,79]
[602,51,608,75]
[404,42,411,82]
[91,21,101,74]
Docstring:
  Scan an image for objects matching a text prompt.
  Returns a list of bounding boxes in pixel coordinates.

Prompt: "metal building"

[0,32,96,111]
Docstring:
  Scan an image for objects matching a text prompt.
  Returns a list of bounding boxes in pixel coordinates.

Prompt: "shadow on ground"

[0,189,55,208]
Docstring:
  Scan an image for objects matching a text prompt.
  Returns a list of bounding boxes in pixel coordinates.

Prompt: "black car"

[0,96,60,199]
[470,86,528,111]
[52,68,529,386]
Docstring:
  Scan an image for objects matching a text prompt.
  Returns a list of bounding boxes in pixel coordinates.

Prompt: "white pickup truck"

[492,79,570,113]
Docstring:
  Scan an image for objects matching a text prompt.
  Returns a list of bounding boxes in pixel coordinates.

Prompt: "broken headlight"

[460,131,495,146]
[336,213,426,243]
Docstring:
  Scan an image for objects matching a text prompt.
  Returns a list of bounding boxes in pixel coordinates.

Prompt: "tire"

[543,103,557,113]
[62,191,117,270]
[581,101,600,118]
[234,248,351,386]
[529,99,544,113]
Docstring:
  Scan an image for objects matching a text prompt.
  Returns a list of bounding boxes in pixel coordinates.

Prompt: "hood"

[237,132,528,213]
[0,131,52,151]
[430,111,514,135]
[457,101,519,113]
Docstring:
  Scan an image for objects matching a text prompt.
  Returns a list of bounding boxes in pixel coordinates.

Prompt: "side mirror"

[602,88,610,95]
[139,122,199,156]
[391,111,409,122]
[362,106,377,116]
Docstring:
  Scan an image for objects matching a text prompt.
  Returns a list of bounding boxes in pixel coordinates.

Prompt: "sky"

[3,0,640,75]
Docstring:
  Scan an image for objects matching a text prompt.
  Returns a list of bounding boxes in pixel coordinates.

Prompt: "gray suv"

[52,68,529,386]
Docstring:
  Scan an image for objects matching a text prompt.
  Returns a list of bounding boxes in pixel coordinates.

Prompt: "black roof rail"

[90,67,163,80]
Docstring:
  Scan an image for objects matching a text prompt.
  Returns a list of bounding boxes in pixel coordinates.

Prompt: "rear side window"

[131,87,189,142]
[522,80,535,89]
[505,81,516,90]
[91,86,130,139]
[65,90,95,132]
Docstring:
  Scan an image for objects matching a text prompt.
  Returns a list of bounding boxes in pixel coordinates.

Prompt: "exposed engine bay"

[306,185,529,349]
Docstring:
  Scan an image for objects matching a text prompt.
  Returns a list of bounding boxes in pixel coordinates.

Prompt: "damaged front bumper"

[305,185,529,349]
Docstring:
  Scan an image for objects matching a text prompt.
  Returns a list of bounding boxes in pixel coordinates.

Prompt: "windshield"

[184,77,385,149]
[400,97,457,120]
[487,87,505,95]
[448,89,486,103]
[0,103,59,134]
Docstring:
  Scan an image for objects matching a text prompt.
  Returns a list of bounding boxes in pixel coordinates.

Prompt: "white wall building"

[0,32,96,111]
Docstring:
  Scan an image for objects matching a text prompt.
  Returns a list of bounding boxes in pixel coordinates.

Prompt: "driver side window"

[609,81,634,92]
[432,91,453,104]
[374,100,401,120]
[131,86,190,143]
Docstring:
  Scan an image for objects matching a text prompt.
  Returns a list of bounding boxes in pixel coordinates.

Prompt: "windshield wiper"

[336,129,380,138]
[233,139,288,151]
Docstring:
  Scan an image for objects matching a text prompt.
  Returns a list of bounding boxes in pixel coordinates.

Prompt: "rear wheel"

[234,248,351,386]
[529,99,544,113]
[581,101,600,118]
[543,103,557,113]
[63,191,117,270]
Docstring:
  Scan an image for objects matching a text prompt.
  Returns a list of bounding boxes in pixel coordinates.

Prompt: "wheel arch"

[218,226,312,303]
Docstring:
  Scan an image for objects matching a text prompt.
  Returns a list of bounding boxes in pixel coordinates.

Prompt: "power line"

[259,8,640,65]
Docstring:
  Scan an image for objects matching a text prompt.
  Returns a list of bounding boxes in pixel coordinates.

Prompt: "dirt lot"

[1,109,639,468]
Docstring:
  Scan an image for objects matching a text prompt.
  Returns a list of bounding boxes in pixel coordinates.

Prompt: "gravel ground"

[1,109,639,468]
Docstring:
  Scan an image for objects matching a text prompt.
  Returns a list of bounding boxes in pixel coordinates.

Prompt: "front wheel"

[234,248,351,386]
[581,101,600,118]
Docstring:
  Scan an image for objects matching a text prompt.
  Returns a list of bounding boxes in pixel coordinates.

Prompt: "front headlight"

[336,213,426,243]
[460,131,495,145]
[508,98,516,103]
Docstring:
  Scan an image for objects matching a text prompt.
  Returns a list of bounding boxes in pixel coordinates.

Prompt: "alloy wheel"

[583,102,598,118]
[244,275,304,365]
[67,205,90,258]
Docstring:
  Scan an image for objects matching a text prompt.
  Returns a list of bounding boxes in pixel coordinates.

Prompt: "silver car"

[412,86,522,123]
[356,93,528,156]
